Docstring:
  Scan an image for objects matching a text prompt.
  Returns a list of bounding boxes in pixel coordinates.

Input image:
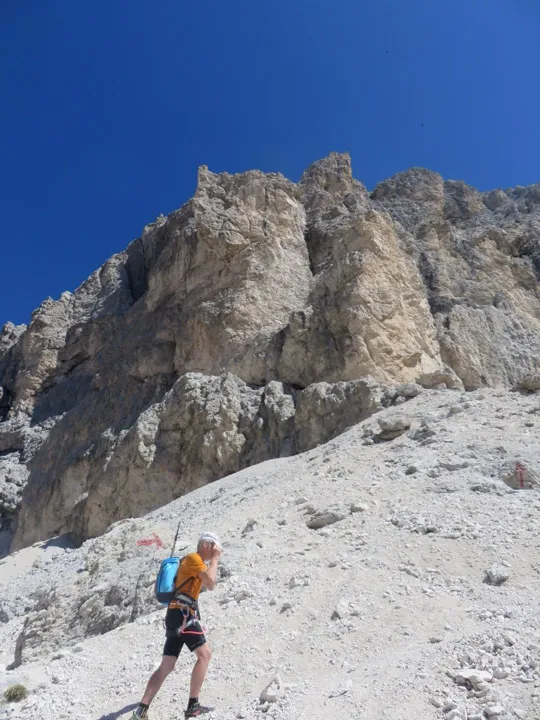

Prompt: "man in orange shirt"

[132,531,222,720]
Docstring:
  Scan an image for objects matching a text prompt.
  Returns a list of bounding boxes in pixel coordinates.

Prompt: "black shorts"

[163,607,206,657]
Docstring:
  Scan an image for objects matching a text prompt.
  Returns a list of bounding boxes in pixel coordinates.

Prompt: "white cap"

[199,531,222,550]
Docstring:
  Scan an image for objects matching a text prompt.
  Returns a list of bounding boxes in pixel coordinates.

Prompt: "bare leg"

[189,644,212,699]
[141,655,177,705]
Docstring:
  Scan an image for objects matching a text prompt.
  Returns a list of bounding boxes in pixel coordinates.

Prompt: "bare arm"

[199,548,221,591]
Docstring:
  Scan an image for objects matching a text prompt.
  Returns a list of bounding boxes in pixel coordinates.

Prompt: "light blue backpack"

[154,522,188,605]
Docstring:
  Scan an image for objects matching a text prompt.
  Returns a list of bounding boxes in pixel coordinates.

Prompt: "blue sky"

[1,0,539,327]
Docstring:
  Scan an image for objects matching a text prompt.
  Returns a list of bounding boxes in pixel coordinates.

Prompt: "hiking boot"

[131,706,149,720]
[184,703,214,718]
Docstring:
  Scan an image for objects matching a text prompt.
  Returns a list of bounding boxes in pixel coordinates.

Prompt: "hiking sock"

[187,697,199,711]
[136,702,150,718]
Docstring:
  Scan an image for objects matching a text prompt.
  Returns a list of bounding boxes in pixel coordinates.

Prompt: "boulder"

[513,373,540,392]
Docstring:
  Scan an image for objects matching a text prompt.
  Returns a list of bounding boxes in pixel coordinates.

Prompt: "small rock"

[405,465,418,475]
[260,676,283,704]
[395,383,422,399]
[484,564,510,586]
[409,423,436,442]
[280,602,292,613]
[242,519,257,535]
[350,502,368,513]
[439,461,470,471]
[377,415,412,440]
[454,669,492,689]
[399,565,420,579]
[306,509,346,530]
[328,679,351,698]
[331,601,348,620]
[417,367,464,390]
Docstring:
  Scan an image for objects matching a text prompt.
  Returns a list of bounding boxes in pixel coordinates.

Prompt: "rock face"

[277,157,441,386]
[374,169,540,388]
[13,373,389,546]
[2,152,540,552]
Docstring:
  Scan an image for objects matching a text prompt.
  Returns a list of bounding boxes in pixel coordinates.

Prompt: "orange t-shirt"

[170,553,207,605]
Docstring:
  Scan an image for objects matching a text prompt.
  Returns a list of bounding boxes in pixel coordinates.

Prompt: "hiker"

[132,531,222,719]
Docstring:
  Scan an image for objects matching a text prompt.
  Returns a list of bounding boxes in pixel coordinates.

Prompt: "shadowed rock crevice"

[125,238,149,303]
[0,386,13,423]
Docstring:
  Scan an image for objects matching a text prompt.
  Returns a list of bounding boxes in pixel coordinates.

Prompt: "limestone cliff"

[1,153,539,552]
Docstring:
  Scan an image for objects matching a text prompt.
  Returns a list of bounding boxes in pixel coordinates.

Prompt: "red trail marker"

[136,532,164,549]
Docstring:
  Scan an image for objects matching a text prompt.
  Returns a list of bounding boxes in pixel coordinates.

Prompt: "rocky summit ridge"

[1,152,540,555]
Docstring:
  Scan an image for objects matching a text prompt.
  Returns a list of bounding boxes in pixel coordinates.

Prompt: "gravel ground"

[1,388,540,720]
